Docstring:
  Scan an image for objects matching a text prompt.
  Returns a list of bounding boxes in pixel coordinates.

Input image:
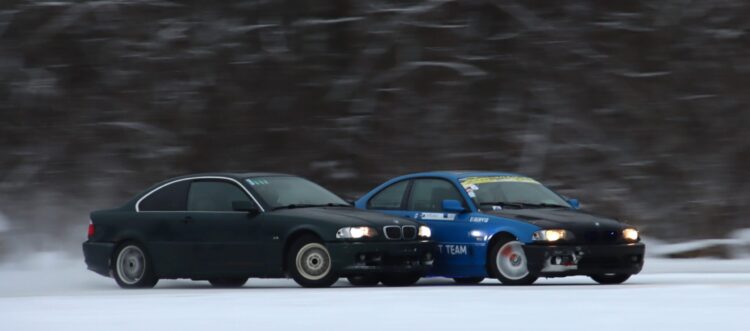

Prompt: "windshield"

[246,176,348,209]
[459,176,570,209]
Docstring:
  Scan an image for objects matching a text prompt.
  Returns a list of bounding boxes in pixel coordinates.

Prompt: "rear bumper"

[327,240,436,276]
[523,242,645,277]
[82,241,115,277]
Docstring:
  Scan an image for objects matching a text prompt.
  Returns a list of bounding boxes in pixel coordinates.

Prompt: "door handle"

[182,216,194,224]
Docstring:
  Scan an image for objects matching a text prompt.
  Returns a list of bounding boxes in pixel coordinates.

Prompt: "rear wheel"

[288,235,338,288]
[590,274,631,285]
[380,273,421,286]
[347,275,380,286]
[113,242,158,289]
[453,277,484,285]
[488,238,538,285]
[209,278,248,288]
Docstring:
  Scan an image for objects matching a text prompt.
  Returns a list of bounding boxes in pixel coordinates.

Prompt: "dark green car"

[83,173,434,288]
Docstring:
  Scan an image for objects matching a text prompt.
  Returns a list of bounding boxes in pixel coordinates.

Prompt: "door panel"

[405,179,475,275]
[184,180,263,276]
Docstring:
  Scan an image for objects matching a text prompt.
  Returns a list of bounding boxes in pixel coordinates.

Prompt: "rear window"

[138,181,189,211]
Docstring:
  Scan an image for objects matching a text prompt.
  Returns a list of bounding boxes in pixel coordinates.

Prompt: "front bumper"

[327,240,435,276]
[523,242,645,277]
[82,241,115,277]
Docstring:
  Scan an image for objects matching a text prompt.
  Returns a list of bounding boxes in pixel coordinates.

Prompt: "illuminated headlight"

[532,229,573,242]
[336,227,377,239]
[622,228,639,241]
[418,225,432,238]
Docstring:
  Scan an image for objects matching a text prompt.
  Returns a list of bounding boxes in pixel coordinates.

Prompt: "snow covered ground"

[0,253,748,331]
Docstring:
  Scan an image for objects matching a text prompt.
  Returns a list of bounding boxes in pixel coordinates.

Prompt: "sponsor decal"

[459,176,540,188]
[246,179,270,186]
[469,217,489,223]
[420,212,456,221]
[437,244,469,256]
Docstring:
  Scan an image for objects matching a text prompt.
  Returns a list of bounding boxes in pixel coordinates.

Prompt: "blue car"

[355,171,645,285]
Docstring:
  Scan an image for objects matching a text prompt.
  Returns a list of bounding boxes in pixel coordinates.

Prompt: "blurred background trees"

[1,0,748,252]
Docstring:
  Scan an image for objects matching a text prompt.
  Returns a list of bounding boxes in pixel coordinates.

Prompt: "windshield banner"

[459,176,539,188]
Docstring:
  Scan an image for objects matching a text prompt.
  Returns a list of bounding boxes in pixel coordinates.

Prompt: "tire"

[287,235,338,288]
[380,273,421,286]
[590,274,631,285]
[488,237,538,285]
[112,241,158,289]
[347,275,380,286]
[453,277,484,285]
[209,278,248,288]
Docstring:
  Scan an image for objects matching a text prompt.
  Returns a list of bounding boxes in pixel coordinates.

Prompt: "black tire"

[453,277,484,285]
[590,274,631,285]
[209,278,248,288]
[112,241,158,289]
[488,237,538,285]
[380,273,421,286]
[347,275,380,286]
[287,235,338,288]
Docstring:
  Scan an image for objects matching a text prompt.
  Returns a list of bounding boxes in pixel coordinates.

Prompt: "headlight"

[622,228,639,241]
[336,226,377,239]
[532,229,573,242]
[418,225,432,238]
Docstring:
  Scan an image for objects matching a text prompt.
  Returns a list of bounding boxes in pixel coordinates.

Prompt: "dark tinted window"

[407,179,464,212]
[139,180,189,211]
[188,180,251,211]
[368,181,409,210]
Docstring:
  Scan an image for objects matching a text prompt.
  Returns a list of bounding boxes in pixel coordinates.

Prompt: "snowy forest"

[1,1,749,254]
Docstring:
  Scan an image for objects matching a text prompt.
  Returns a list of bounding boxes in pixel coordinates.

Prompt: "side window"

[407,179,464,212]
[139,181,189,211]
[188,180,251,212]
[368,180,409,210]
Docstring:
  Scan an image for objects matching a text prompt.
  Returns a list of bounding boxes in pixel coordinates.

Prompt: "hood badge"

[595,222,600,227]
[393,219,400,224]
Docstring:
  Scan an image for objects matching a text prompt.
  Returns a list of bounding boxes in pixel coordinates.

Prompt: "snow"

[0,254,748,331]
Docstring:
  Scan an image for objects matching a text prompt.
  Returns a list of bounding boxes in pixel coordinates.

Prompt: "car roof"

[165,172,294,181]
[397,170,526,181]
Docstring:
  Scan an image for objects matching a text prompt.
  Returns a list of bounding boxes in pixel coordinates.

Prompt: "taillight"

[87,222,95,238]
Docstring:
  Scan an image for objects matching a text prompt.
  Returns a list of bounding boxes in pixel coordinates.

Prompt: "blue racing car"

[355,171,644,285]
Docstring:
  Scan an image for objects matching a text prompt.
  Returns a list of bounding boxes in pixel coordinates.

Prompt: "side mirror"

[567,198,580,209]
[233,201,260,214]
[442,199,466,213]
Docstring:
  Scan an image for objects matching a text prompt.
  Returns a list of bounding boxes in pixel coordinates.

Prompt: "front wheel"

[113,242,158,289]
[380,273,421,286]
[488,238,538,285]
[288,235,338,288]
[590,274,631,285]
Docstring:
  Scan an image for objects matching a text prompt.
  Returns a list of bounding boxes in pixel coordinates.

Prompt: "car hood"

[272,207,418,227]
[483,208,626,231]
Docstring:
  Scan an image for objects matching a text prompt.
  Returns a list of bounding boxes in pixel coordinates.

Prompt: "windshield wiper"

[271,204,321,211]
[272,203,351,211]
[508,202,570,209]
[325,203,351,207]
[479,202,525,209]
